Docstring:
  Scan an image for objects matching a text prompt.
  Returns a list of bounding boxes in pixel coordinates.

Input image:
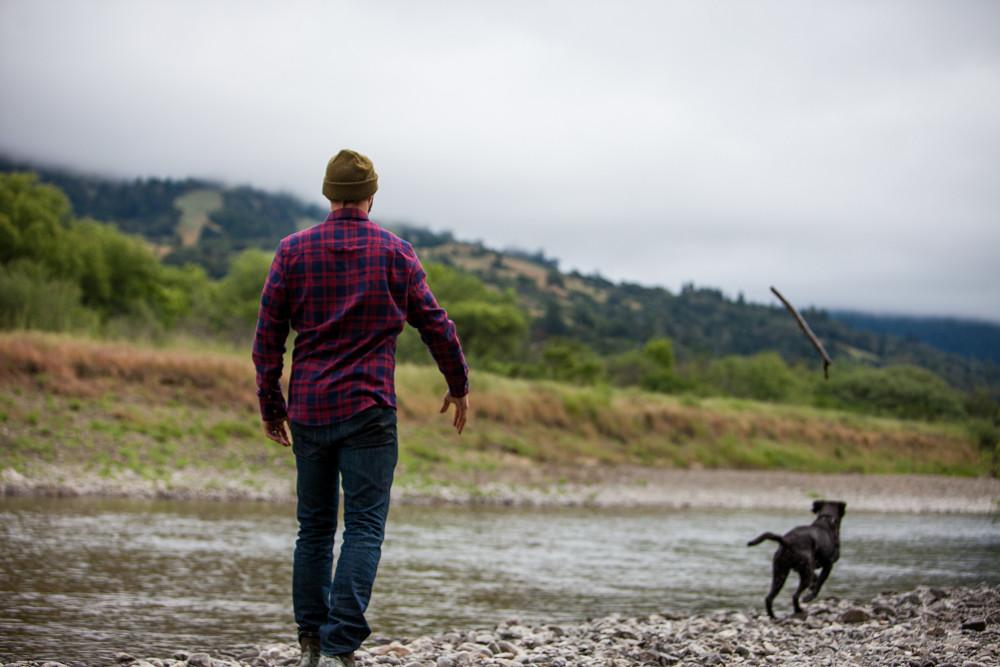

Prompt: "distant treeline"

[0,156,325,277]
[832,310,1000,365]
[4,156,999,391]
[397,223,1000,399]
[2,171,998,455]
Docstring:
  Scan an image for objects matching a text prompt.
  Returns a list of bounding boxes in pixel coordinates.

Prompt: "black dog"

[747,500,846,618]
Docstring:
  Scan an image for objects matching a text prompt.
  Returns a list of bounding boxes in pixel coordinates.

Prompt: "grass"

[174,189,223,247]
[0,331,991,485]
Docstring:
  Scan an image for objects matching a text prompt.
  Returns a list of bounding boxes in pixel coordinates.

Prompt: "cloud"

[1,0,998,320]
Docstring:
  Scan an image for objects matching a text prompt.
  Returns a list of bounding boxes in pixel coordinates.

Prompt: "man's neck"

[330,202,371,215]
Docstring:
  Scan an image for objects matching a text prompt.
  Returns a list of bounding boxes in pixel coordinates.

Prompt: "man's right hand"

[440,392,469,435]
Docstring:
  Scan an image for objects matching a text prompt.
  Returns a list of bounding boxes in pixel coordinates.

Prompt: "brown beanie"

[322,149,378,201]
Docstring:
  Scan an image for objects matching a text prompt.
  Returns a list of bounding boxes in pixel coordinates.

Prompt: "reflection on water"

[1,497,998,664]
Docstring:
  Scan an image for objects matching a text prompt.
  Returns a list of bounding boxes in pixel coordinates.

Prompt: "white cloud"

[1,0,998,320]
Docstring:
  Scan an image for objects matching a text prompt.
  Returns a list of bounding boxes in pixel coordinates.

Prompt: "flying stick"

[770,286,832,379]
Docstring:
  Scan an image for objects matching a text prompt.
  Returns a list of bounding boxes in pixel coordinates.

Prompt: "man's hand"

[263,418,291,447]
[440,392,469,435]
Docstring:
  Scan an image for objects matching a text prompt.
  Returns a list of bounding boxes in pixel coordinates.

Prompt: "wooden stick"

[770,286,832,379]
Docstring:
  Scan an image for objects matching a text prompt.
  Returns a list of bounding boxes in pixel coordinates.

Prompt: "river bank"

[2,464,998,514]
[1,332,991,493]
[5,585,997,667]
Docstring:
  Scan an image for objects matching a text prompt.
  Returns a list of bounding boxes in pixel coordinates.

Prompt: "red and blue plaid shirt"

[252,208,469,426]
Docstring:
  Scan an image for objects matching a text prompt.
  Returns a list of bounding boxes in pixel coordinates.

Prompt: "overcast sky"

[2,1,998,321]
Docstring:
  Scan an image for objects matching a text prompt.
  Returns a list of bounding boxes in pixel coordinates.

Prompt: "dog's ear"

[812,500,824,513]
[837,501,847,515]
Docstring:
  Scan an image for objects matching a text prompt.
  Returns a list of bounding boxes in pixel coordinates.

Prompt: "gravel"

[5,585,997,667]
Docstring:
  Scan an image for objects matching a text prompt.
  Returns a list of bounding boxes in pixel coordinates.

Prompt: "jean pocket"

[350,408,398,449]
[290,424,326,460]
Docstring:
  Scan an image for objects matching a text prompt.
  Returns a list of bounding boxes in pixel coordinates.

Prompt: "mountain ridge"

[3,155,997,393]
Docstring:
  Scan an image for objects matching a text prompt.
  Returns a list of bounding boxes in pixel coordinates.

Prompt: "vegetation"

[0,334,989,485]
[1,168,998,464]
[833,310,1000,364]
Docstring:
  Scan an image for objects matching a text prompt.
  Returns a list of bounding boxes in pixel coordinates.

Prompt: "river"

[1,497,998,664]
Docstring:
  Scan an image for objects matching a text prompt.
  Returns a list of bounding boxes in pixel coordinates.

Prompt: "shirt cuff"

[447,379,469,398]
[258,391,288,422]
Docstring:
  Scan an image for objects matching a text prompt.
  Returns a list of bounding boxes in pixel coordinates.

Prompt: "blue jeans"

[290,407,398,656]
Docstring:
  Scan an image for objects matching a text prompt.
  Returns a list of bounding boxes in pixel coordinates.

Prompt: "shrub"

[0,259,98,332]
[541,338,604,384]
[703,352,800,402]
[815,364,965,421]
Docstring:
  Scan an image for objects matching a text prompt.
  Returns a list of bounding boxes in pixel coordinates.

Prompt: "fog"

[2,0,998,320]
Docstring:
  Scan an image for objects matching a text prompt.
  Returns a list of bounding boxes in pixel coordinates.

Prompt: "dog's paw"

[801,591,817,603]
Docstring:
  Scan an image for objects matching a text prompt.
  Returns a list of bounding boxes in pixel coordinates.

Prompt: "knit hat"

[322,149,378,201]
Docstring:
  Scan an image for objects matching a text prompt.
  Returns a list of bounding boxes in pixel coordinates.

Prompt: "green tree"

[447,301,527,360]
[815,365,965,421]
[541,338,604,384]
[704,352,800,402]
[0,259,98,331]
[207,248,273,339]
[606,337,683,392]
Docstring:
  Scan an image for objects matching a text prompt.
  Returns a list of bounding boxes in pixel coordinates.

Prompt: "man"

[252,149,470,667]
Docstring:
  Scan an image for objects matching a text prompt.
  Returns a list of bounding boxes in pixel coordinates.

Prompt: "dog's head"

[812,500,847,528]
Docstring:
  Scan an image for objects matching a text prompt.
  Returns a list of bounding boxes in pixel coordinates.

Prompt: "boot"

[297,634,321,667]
[317,653,355,667]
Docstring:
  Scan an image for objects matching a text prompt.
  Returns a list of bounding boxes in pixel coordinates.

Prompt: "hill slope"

[0,156,325,276]
[1,333,988,491]
[3,156,997,394]
[831,311,1000,365]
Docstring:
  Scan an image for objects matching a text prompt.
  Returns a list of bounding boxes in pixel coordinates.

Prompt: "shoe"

[297,635,320,667]
[317,653,355,667]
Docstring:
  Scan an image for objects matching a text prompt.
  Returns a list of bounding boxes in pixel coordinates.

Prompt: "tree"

[541,338,604,384]
[703,352,800,402]
[446,301,527,360]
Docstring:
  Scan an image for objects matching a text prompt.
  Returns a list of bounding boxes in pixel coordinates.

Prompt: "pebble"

[839,608,872,624]
[4,585,998,667]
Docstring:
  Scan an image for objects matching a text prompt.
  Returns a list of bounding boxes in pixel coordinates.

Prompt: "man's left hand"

[263,418,291,447]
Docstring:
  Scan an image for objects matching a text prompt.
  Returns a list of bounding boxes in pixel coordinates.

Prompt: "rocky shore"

[2,465,998,514]
[6,586,998,667]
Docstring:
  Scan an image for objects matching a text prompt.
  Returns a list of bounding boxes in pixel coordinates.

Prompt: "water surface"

[1,497,997,664]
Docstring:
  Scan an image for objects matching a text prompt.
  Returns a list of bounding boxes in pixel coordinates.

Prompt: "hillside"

[3,156,998,395]
[396,226,1000,394]
[0,156,325,277]
[831,310,1000,364]
[0,334,989,498]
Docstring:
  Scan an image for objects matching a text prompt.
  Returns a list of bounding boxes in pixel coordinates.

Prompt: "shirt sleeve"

[406,255,470,397]
[252,245,291,421]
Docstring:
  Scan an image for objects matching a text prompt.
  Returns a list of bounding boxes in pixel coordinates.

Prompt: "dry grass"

[0,331,988,481]
[0,331,257,411]
[174,189,223,247]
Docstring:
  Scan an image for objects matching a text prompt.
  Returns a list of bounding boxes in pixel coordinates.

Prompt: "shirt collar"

[325,208,371,224]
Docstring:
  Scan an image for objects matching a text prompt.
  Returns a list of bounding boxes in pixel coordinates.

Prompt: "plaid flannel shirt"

[252,208,469,426]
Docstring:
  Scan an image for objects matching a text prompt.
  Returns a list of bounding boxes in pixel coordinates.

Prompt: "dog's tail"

[747,532,786,547]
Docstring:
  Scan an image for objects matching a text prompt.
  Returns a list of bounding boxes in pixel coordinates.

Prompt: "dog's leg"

[765,563,789,619]
[791,565,814,615]
[802,563,832,603]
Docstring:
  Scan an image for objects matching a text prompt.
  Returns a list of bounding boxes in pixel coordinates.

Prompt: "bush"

[606,337,685,393]
[703,352,801,402]
[815,365,965,421]
[446,301,527,360]
[0,259,98,332]
[540,338,604,384]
